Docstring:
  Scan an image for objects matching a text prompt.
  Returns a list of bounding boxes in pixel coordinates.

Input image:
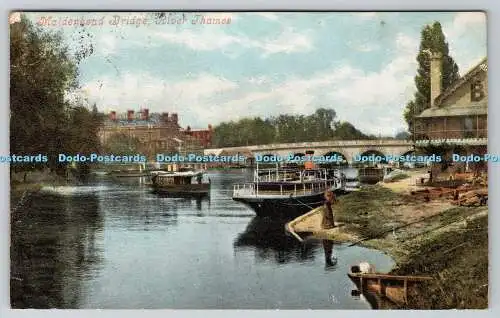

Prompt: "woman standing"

[322,190,337,266]
[322,190,336,229]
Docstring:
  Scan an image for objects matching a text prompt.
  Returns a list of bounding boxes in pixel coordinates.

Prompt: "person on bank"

[322,190,336,229]
[322,190,337,266]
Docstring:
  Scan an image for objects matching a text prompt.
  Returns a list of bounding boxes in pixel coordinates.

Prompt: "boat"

[151,168,210,197]
[359,166,384,184]
[285,206,349,242]
[343,169,361,192]
[347,264,432,308]
[232,164,342,218]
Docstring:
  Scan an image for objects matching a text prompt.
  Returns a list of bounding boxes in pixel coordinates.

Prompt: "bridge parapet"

[204,139,413,155]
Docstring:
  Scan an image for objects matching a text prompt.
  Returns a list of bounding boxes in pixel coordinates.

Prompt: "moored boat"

[347,264,432,307]
[151,169,210,197]
[232,166,342,218]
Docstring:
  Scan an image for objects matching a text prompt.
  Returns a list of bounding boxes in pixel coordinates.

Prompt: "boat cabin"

[152,171,209,186]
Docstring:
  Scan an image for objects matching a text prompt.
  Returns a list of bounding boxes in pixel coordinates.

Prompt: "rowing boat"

[348,265,432,307]
[285,206,350,242]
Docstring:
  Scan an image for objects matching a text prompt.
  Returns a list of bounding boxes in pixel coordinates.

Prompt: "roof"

[156,170,204,177]
[417,100,487,118]
[434,57,487,107]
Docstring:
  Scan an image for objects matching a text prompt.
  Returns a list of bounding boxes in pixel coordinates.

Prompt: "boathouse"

[414,53,487,175]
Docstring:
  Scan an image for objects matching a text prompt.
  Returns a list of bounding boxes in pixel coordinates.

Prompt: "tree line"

[211,108,381,148]
[10,15,102,177]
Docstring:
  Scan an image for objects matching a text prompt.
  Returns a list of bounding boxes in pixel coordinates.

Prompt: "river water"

[10,169,394,309]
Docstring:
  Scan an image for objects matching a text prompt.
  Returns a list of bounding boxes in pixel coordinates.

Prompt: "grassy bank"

[332,185,488,309]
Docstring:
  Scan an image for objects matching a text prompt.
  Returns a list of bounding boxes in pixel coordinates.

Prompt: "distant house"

[415,54,487,147]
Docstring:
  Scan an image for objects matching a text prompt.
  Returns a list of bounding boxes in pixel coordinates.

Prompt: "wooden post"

[360,277,364,292]
[378,278,385,296]
[476,115,479,138]
[444,117,447,139]
[403,278,408,304]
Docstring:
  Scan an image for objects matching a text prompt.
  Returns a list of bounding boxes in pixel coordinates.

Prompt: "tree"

[395,130,411,140]
[403,22,460,134]
[10,14,97,176]
[332,121,369,140]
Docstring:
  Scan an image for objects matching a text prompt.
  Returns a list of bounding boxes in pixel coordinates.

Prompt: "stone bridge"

[204,139,414,164]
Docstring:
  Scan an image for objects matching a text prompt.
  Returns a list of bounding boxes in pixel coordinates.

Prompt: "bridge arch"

[357,149,388,165]
[320,151,349,166]
[400,150,415,157]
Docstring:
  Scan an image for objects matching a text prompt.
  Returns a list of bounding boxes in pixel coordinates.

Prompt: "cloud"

[98,33,117,56]
[202,32,418,136]
[149,26,313,57]
[452,12,486,26]
[348,42,379,52]
[86,31,415,136]
[252,12,280,21]
[443,12,487,74]
[82,73,238,124]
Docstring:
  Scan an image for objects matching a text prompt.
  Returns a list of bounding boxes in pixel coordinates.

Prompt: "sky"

[22,11,487,136]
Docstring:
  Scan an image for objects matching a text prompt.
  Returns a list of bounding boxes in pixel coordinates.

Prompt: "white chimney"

[430,52,443,108]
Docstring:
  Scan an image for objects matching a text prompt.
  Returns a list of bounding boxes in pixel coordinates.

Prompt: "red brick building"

[99,109,213,157]
[183,125,213,148]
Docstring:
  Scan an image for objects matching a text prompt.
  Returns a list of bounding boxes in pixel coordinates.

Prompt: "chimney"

[142,108,149,120]
[127,110,134,121]
[208,124,212,131]
[171,113,178,124]
[430,52,443,108]
[109,111,116,121]
[160,112,169,123]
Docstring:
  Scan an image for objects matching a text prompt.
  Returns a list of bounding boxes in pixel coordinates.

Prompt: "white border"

[1,1,497,318]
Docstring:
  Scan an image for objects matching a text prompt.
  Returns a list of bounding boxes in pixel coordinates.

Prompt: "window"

[463,117,474,138]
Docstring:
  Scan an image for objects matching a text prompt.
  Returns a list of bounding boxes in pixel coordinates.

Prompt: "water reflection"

[11,171,395,309]
[234,216,317,264]
[322,240,337,268]
[10,193,103,308]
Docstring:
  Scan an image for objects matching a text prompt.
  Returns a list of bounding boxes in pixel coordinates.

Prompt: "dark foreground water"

[11,169,394,309]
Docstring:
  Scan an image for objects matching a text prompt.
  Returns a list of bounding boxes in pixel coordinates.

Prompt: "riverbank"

[331,184,488,309]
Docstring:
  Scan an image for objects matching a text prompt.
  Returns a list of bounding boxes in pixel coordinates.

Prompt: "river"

[10,169,394,309]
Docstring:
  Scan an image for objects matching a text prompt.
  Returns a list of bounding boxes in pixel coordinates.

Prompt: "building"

[414,53,487,174]
[415,53,487,145]
[182,125,213,148]
[98,109,212,158]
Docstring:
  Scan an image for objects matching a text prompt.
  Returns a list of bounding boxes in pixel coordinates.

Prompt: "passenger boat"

[151,168,210,197]
[347,264,432,308]
[232,163,342,218]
